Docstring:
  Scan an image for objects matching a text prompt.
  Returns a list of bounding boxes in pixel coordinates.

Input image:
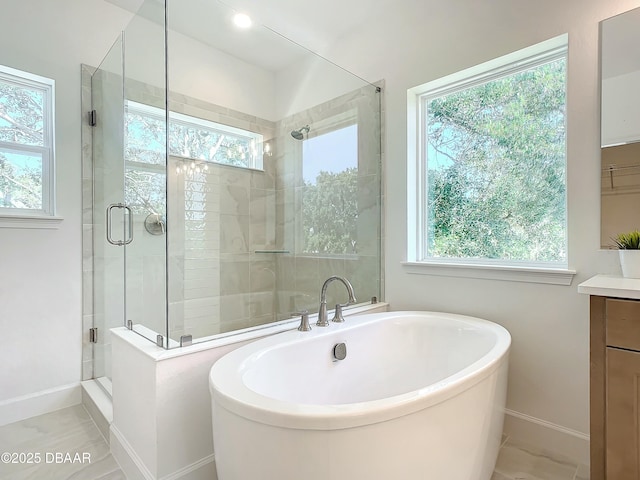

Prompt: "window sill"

[401,261,576,285]
[0,214,64,229]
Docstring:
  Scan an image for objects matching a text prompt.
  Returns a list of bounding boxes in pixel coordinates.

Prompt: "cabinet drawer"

[606,298,640,350]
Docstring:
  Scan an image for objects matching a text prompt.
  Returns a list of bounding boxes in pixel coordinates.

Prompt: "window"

[124,101,264,214]
[300,123,358,255]
[407,35,572,281]
[126,101,263,169]
[0,65,55,217]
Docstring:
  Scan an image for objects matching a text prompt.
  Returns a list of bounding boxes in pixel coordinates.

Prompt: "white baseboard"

[111,425,217,480]
[110,425,154,480]
[161,454,216,480]
[503,409,590,466]
[0,383,81,427]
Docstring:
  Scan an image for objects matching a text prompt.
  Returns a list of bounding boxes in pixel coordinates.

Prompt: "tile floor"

[0,406,589,480]
[0,405,124,480]
[492,436,590,480]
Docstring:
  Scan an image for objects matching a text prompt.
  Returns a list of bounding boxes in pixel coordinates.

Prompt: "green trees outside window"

[422,49,567,265]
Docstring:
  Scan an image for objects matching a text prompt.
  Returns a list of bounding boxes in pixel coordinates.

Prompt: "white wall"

[168,30,277,121]
[0,0,133,423]
[274,53,372,119]
[294,0,640,462]
[602,69,640,146]
[121,11,278,120]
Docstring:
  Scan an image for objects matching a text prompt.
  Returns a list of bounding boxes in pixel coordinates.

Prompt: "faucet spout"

[316,276,356,327]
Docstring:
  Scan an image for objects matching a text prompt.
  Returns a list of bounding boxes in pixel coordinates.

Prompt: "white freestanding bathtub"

[209,311,510,480]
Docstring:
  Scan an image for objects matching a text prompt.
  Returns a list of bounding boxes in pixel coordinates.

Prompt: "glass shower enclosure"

[82,0,382,386]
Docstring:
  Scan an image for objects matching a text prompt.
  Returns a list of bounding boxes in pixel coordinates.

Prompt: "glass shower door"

[122,0,168,346]
[87,0,170,383]
[91,33,126,381]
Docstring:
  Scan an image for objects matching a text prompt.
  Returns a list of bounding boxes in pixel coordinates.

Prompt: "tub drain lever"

[333,342,347,361]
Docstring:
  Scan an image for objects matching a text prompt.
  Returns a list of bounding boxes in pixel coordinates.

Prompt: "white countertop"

[578,274,640,300]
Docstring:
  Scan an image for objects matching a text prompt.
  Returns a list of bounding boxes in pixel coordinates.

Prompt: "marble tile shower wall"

[83,71,382,361]
[167,156,220,340]
[274,86,382,314]
[82,70,281,365]
[168,155,280,339]
[167,92,279,340]
[125,84,380,339]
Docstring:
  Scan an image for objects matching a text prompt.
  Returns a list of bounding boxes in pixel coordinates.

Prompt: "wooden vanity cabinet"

[591,296,640,479]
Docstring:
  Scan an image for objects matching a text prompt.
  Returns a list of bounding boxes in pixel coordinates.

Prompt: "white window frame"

[405,34,575,285]
[0,64,57,227]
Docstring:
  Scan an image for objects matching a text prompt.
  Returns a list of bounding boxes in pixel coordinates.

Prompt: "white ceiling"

[103,0,394,72]
[169,0,309,71]
[219,0,396,52]
[104,0,640,78]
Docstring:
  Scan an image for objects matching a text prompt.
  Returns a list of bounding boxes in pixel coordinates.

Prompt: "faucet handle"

[292,310,311,332]
[331,304,346,323]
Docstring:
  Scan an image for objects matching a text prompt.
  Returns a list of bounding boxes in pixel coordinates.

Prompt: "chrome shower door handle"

[106,203,133,246]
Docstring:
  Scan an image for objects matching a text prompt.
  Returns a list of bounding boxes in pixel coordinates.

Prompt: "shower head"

[291,125,310,140]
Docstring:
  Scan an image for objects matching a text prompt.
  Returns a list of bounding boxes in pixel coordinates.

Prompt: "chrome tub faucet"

[316,276,356,327]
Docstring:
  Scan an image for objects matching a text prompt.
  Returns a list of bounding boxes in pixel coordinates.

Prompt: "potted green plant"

[614,230,640,278]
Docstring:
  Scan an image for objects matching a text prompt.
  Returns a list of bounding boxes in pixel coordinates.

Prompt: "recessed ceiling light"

[233,13,252,29]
